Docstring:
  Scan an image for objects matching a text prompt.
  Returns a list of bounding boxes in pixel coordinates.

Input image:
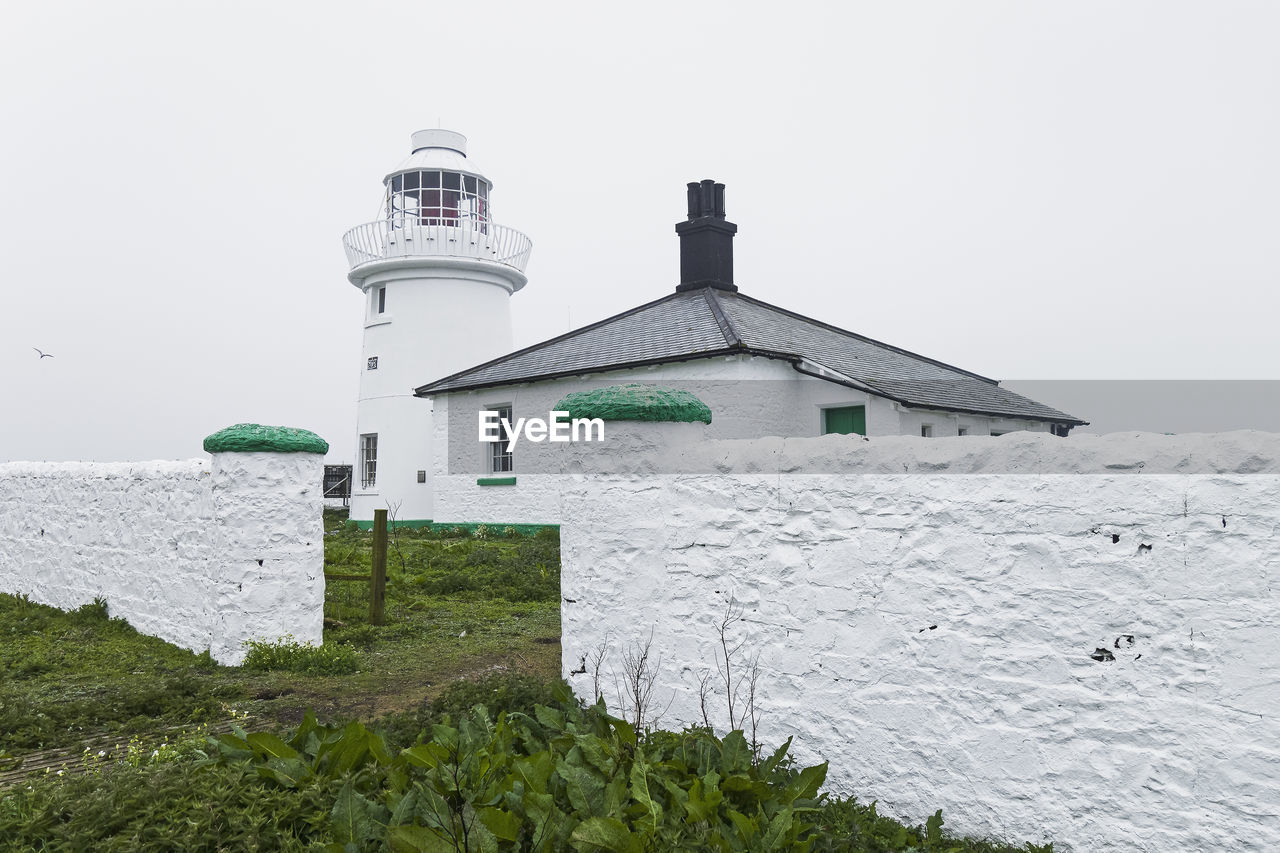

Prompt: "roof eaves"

[790,359,1087,425]
[893,400,1090,426]
[792,358,893,397]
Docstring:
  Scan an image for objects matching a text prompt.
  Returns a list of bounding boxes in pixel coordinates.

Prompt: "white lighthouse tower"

[342,130,532,525]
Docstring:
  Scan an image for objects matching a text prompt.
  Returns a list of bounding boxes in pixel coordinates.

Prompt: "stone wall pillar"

[203,423,328,664]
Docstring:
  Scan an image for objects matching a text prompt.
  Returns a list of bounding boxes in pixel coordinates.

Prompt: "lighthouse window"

[360,433,378,489]
[386,171,490,229]
[376,286,386,314]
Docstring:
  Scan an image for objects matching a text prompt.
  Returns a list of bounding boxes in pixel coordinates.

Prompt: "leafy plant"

[241,636,360,676]
[812,797,1053,853]
[75,597,111,621]
[376,672,566,750]
[205,685,830,852]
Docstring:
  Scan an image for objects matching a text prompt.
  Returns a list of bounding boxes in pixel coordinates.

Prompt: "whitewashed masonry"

[0,424,328,665]
[429,358,1056,526]
[559,426,1280,853]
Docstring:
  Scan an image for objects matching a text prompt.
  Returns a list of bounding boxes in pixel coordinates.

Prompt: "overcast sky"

[3,1,1278,462]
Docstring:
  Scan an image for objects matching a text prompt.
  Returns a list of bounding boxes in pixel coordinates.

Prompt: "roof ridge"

[701,288,742,349]
[731,291,1001,386]
[415,291,690,395]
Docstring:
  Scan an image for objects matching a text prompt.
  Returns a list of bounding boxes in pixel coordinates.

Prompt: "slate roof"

[415,289,1086,425]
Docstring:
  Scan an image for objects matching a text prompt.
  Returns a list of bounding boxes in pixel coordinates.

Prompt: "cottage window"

[822,405,866,436]
[489,405,514,474]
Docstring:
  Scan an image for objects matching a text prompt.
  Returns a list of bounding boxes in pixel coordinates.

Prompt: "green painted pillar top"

[202,423,330,454]
[553,384,712,424]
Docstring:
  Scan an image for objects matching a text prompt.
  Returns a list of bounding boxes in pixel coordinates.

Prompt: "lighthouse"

[342,130,532,525]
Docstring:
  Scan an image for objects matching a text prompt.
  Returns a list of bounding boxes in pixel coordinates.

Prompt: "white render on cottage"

[428,355,1054,525]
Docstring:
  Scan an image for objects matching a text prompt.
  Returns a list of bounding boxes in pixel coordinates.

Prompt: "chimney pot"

[675,179,738,292]
[699,179,715,217]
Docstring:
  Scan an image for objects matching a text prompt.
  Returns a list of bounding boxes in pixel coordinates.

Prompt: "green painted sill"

[350,519,557,535]
[477,476,517,486]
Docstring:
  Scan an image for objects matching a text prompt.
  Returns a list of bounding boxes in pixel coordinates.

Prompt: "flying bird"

[32,348,54,359]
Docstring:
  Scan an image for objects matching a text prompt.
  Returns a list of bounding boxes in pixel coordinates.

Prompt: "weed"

[813,797,1054,852]
[240,636,360,676]
[74,597,110,621]
[0,760,342,851]
[374,672,565,749]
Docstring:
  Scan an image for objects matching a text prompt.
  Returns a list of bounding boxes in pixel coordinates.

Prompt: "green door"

[823,405,866,436]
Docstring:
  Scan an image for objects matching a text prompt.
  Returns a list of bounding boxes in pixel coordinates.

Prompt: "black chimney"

[675,179,737,292]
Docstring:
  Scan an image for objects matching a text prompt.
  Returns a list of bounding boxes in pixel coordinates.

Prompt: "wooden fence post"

[370,508,387,626]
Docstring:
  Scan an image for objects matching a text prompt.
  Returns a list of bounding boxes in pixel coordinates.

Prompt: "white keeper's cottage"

[343,130,1085,527]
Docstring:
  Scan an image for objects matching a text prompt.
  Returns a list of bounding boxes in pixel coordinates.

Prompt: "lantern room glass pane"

[384,171,492,227]
[441,190,460,221]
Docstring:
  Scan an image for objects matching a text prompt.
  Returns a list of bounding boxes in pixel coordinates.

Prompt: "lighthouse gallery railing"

[342,220,533,274]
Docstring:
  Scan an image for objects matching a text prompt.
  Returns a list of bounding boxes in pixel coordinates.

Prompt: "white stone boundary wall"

[0,444,325,665]
[559,430,1280,853]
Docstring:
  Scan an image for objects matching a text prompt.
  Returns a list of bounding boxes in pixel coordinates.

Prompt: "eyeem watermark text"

[478,411,605,448]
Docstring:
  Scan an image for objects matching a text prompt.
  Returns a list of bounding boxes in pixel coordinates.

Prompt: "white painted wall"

[0,451,325,665]
[428,356,1051,524]
[558,429,1280,853]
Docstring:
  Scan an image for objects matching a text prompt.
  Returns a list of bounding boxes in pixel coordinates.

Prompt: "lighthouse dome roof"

[383,129,489,184]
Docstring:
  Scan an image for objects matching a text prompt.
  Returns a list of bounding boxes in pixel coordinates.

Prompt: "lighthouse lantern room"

[342,130,532,525]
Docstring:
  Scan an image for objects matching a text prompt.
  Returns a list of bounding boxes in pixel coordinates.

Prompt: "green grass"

[241,636,361,676]
[0,675,1050,852]
[0,596,240,752]
[0,509,561,755]
[0,509,1052,851]
[0,759,344,852]
[324,511,561,603]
